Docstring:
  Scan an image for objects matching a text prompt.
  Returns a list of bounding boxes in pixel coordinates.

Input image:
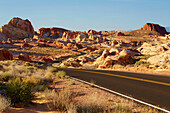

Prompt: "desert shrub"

[135,60,149,68]
[56,71,66,79]
[5,77,35,105]
[43,89,76,112]
[46,67,57,73]
[0,95,11,112]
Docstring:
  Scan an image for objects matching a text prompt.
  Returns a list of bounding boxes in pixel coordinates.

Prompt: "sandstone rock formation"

[62,31,76,41]
[147,51,170,69]
[60,58,81,67]
[94,48,138,68]
[18,53,32,62]
[141,23,168,35]
[0,32,8,41]
[87,30,99,35]
[37,27,69,38]
[42,57,53,64]
[138,43,170,55]
[76,33,89,43]
[116,32,125,36]
[0,50,13,60]
[0,17,34,39]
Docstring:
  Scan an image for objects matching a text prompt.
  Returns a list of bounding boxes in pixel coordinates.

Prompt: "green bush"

[5,77,35,105]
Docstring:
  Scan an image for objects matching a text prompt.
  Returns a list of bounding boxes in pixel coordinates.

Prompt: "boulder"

[74,43,83,49]
[147,52,170,69]
[0,50,13,60]
[0,17,34,39]
[42,57,53,64]
[18,54,32,62]
[141,23,168,35]
[116,32,125,36]
[61,58,81,67]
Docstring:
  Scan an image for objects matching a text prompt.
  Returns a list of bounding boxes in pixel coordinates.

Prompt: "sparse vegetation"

[56,71,66,79]
[0,60,164,112]
[43,89,76,112]
[135,60,150,68]
[6,77,35,105]
[70,80,76,85]
[0,95,11,112]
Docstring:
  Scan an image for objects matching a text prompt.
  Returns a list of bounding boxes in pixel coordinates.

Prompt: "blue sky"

[0,0,169,31]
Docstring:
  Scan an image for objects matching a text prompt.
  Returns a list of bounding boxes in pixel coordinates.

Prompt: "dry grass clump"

[56,71,67,79]
[0,95,11,112]
[77,92,107,113]
[43,89,77,112]
[42,89,133,113]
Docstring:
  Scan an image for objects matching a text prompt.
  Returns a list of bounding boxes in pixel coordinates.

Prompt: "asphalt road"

[58,68,170,110]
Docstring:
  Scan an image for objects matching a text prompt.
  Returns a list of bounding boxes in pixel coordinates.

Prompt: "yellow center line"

[65,68,170,86]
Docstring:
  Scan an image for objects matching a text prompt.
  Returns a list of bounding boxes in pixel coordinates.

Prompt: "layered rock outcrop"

[94,48,138,68]
[37,27,69,38]
[141,23,168,35]
[138,43,170,55]
[0,17,34,39]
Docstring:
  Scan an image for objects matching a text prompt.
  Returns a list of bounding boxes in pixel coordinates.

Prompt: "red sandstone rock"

[0,17,34,39]
[62,31,76,40]
[21,43,31,48]
[116,32,125,36]
[0,49,13,60]
[141,23,168,35]
[42,57,53,64]
[74,43,83,49]
[7,38,13,44]
[18,54,32,62]
[9,17,34,34]
[36,43,49,47]
[87,30,99,35]
[37,27,69,38]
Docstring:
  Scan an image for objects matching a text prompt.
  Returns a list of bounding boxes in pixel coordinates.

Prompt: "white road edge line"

[70,77,170,113]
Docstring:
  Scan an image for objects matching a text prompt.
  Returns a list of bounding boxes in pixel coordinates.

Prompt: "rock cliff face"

[0,17,34,39]
[37,27,69,38]
[141,23,168,35]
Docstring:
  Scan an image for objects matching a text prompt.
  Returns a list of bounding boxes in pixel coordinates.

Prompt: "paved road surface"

[58,68,170,110]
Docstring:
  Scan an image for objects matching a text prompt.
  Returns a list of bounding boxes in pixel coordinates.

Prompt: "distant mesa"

[0,17,34,39]
[140,23,168,35]
[37,27,69,38]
